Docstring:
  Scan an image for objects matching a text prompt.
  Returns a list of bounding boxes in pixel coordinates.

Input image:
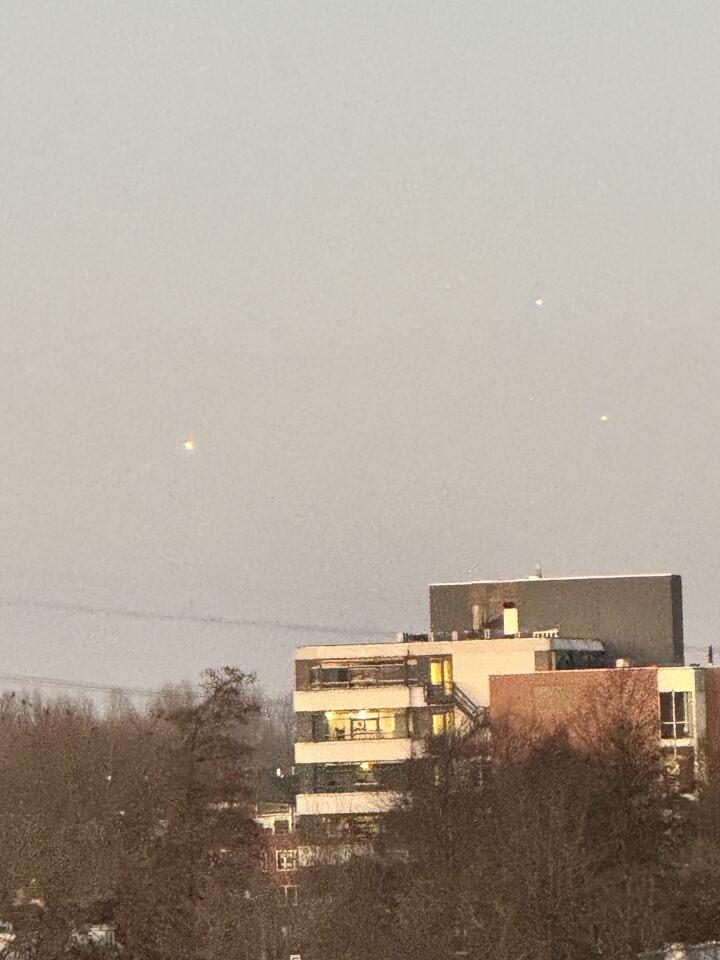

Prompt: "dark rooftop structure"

[429,574,684,667]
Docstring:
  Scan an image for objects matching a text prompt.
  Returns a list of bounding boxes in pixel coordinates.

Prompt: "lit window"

[660,692,692,740]
[379,714,395,734]
[429,658,452,690]
[432,711,455,736]
[276,849,298,872]
[355,762,378,788]
[315,709,402,741]
[430,659,443,685]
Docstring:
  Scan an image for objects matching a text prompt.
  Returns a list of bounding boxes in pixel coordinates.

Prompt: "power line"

[0,596,397,699]
[0,596,395,639]
[0,672,162,697]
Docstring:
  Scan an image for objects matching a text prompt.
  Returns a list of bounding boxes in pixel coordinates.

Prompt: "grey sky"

[1,1,718,694]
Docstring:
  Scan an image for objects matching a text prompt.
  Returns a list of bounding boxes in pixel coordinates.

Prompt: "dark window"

[555,651,605,670]
[276,849,298,871]
[319,667,349,685]
[312,714,330,740]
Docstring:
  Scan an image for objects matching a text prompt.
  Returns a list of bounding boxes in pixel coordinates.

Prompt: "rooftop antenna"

[535,562,543,579]
[709,645,714,666]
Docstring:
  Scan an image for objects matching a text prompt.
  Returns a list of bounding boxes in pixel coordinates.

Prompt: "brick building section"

[255,806,299,903]
[489,668,660,748]
[703,669,720,778]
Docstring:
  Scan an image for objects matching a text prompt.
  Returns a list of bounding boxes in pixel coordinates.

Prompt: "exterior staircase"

[452,684,487,734]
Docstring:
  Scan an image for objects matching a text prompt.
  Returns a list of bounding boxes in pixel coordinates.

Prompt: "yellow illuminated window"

[430,660,443,685]
[379,714,396,733]
[432,712,455,736]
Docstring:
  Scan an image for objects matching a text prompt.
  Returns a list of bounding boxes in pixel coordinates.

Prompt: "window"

[276,849,298,872]
[430,659,442,686]
[432,711,455,736]
[313,710,404,741]
[282,885,298,905]
[317,667,349,686]
[310,661,406,688]
[354,761,378,788]
[273,819,290,834]
[555,650,605,670]
[660,692,692,740]
[429,658,453,693]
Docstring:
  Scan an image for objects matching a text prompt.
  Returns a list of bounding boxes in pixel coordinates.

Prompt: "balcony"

[311,710,409,743]
[309,662,410,689]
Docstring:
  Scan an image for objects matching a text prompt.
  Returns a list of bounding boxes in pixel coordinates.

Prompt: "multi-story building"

[293,573,686,833]
[294,630,607,830]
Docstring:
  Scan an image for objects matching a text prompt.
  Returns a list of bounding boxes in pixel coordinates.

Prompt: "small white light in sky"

[182,439,196,451]
[534,298,544,306]
[600,415,609,422]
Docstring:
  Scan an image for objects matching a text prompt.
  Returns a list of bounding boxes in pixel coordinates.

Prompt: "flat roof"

[296,636,605,659]
[429,573,674,587]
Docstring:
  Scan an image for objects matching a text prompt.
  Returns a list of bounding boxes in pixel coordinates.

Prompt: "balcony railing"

[314,728,407,743]
[309,663,410,688]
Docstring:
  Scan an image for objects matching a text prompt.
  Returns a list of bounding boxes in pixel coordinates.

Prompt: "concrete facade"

[293,571,688,831]
[294,632,606,827]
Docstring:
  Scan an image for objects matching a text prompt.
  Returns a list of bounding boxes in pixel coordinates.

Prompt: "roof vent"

[615,658,632,669]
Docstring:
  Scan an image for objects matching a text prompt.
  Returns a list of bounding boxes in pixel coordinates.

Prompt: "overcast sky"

[1,1,718,695]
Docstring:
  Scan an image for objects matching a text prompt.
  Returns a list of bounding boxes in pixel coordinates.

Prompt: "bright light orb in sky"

[182,439,196,450]
[534,298,544,306]
[600,415,609,422]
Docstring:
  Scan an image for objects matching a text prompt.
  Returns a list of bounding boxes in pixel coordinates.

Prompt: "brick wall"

[703,669,720,778]
[259,827,299,888]
[489,667,659,747]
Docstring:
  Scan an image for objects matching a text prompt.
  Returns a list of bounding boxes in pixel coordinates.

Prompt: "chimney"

[503,603,519,636]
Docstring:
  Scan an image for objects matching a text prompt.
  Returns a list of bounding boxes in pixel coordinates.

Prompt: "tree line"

[6,666,720,959]
[0,668,291,959]
[296,675,720,960]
